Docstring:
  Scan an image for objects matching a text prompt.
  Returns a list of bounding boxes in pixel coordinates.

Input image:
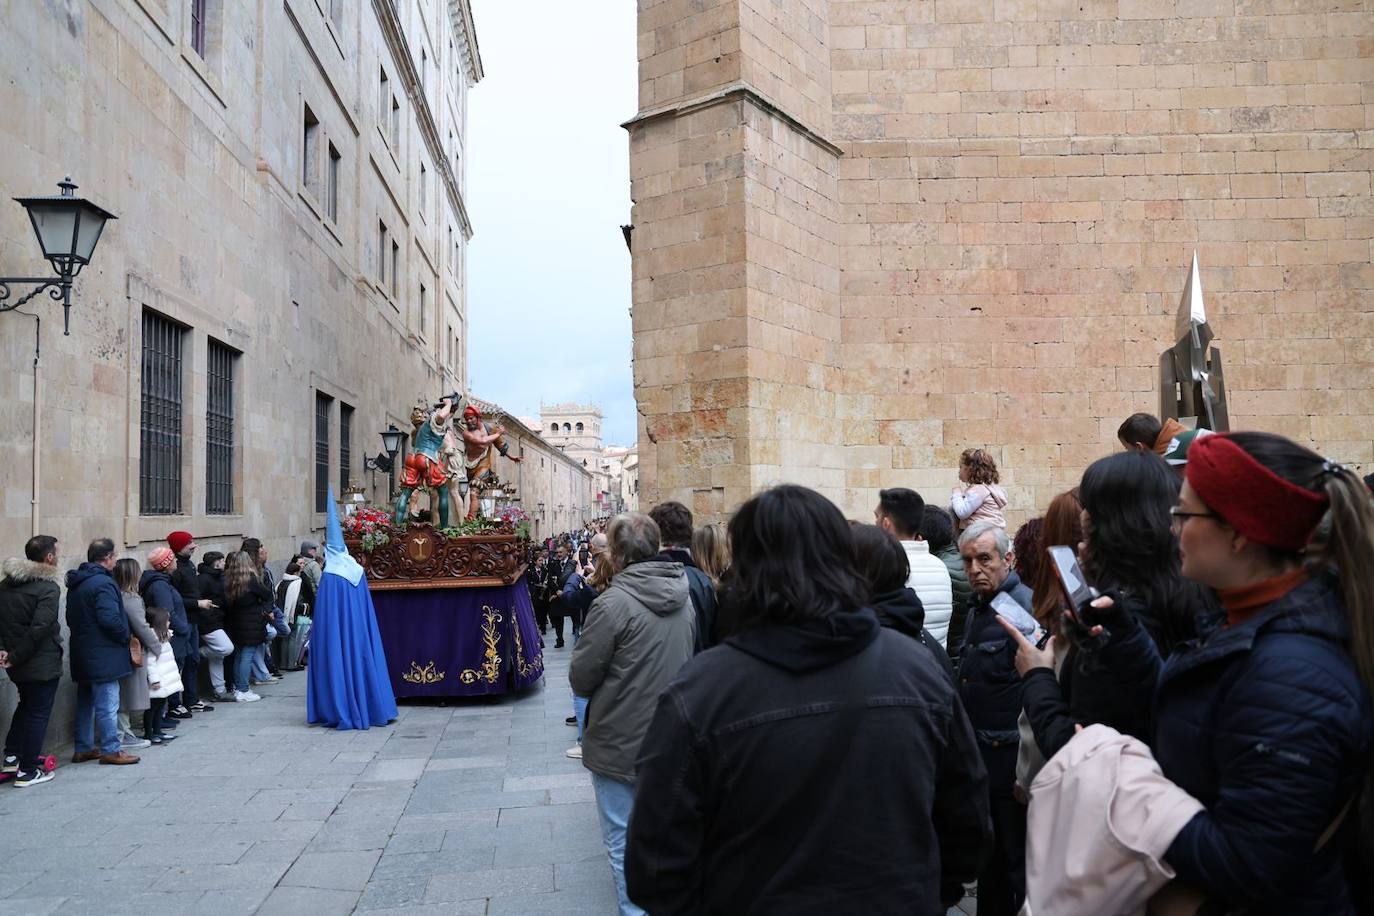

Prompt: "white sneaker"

[14,769,54,787]
[234,690,262,703]
[565,745,583,759]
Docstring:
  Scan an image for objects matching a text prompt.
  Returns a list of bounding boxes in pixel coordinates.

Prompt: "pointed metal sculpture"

[1160,252,1229,432]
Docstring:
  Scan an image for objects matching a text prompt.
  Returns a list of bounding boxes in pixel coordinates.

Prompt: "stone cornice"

[622,82,844,158]
[373,0,474,239]
[449,0,483,83]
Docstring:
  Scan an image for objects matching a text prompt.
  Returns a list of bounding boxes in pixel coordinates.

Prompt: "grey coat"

[119,592,162,712]
[569,560,696,782]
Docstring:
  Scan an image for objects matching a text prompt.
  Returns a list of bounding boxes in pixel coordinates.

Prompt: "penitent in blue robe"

[307,490,398,730]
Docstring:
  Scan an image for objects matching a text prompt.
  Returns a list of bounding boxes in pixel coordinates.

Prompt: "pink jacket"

[1021,724,1203,916]
[950,483,1008,530]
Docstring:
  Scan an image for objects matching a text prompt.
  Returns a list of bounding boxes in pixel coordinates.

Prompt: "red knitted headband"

[1185,433,1329,552]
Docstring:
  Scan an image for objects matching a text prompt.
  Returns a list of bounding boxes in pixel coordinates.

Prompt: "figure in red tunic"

[393,398,453,527]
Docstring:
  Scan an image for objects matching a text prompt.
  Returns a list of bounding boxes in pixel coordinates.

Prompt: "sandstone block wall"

[630,0,1374,525]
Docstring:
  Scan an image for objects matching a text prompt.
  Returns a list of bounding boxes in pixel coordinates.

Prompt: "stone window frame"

[179,0,227,107]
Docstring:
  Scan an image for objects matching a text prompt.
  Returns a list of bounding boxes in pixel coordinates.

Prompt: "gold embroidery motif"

[512,611,544,679]
[459,606,503,684]
[401,660,446,684]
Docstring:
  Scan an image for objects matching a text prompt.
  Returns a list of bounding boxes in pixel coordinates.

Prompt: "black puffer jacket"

[626,610,991,915]
[1099,574,1372,914]
[226,578,274,648]
[196,565,228,632]
[1020,592,1164,762]
[0,558,63,682]
[657,548,717,652]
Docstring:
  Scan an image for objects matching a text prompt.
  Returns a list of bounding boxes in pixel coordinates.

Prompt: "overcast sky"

[466,1,637,447]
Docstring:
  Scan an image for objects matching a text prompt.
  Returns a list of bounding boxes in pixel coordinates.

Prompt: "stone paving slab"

[0,638,981,914]
[0,644,615,914]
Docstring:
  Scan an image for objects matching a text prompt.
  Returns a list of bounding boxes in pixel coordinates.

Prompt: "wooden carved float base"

[346,525,527,591]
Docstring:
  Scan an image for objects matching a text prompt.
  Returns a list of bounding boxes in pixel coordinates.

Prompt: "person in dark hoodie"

[67,538,138,765]
[647,500,717,652]
[851,523,955,683]
[140,547,193,728]
[166,531,216,713]
[194,551,235,702]
[0,535,64,785]
[923,505,972,657]
[626,486,990,915]
[570,512,696,916]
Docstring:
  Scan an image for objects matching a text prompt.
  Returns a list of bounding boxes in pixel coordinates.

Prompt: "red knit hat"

[167,531,194,554]
[1185,433,1329,552]
[463,405,481,419]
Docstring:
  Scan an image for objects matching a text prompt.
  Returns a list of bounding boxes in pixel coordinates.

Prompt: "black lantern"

[365,424,405,473]
[3,177,116,334]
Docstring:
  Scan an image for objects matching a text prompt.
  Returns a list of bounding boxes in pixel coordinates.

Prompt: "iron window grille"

[190,0,207,58]
[340,403,354,493]
[206,339,237,514]
[315,392,332,512]
[140,310,186,515]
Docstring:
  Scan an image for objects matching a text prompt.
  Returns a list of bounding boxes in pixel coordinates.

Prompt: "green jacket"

[569,560,696,782]
[935,544,972,656]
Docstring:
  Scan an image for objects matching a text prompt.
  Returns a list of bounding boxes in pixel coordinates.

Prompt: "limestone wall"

[630,0,1374,525]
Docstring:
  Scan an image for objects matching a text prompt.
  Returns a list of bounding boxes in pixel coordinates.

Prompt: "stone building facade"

[627,0,1374,525]
[0,1,480,731]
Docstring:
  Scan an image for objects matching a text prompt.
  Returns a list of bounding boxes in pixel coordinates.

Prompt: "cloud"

[467,1,637,446]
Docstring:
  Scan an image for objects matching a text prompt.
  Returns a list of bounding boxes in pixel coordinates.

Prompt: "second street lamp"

[3,177,117,335]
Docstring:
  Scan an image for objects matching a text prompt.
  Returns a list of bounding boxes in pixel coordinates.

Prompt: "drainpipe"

[19,312,41,536]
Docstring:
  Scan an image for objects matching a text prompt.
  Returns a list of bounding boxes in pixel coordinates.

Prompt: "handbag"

[129,636,144,668]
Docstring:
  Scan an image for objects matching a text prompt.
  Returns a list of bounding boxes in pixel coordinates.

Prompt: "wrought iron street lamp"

[364,424,405,473]
[3,177,117,335]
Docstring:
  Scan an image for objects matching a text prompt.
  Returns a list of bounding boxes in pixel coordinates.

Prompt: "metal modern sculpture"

[1160,252,1229,432]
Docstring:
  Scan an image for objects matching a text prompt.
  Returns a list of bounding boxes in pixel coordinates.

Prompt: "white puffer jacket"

[902,540,953,648]
[146,638,183,699]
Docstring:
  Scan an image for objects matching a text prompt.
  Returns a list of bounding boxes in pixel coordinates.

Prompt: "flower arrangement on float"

[342,506,394,552]
[496,505,532,541]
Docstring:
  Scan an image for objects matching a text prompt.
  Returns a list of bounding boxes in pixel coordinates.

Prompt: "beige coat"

[1021,724,1203,916]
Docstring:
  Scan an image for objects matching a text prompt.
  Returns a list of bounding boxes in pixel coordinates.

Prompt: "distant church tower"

[539,402,604,465]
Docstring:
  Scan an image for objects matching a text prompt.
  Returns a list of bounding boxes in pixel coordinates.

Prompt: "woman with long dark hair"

[223,551,272,703]
[1083,432,1374,913]
[1079,450,1196,654]
[626,485,990,914]
[1004,452,1194,763]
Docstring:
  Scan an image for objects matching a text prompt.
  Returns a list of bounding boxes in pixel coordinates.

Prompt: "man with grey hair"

[570,511,695,916]
[956,519,1032,916]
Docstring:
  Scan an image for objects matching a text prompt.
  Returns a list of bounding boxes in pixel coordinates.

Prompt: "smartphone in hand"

[1047,545,1096,620]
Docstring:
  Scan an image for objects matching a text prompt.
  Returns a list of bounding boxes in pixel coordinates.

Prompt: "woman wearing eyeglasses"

[1089,431,1374,914]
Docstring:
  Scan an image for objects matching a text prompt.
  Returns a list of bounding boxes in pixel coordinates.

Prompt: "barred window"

[140,310,186,515]
[206,339,238,514]
[190,0,207,58]
[340,403,354,493]
[315,392,332,512]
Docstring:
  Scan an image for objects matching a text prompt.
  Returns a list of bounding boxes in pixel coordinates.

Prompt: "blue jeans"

[74,680,122,756]
[252,644,271,680]
[573,694,589,745]
[233,648,257,692]
[591,773,644,916]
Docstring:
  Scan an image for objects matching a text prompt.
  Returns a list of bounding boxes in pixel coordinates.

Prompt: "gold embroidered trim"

[401,660,446,684]
[459,606,503,684]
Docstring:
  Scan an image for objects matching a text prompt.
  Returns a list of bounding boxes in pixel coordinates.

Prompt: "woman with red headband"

[1086,431,1374,913]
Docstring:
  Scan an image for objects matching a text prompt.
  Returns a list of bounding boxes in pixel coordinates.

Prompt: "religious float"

[342,394,542,699]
